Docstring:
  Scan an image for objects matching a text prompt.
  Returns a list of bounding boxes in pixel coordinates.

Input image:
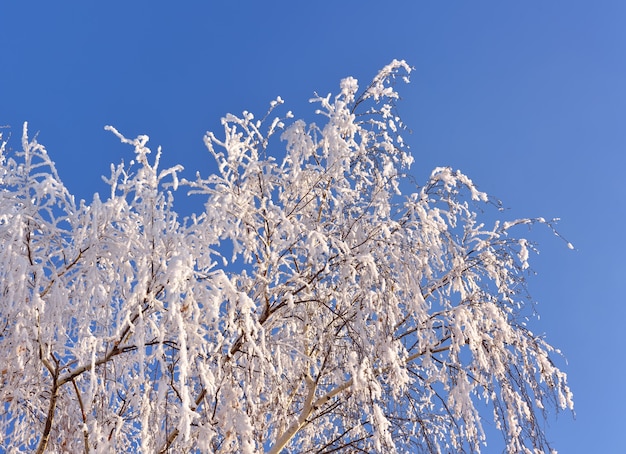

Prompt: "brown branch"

[40,246,90,298]
[58,331,134,387]
[71,377,90,454]
[35,359,60,454]
[158,388,207,454]
[58,286,164,387]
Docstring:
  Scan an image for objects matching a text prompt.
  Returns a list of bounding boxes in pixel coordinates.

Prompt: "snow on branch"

[0,62,572,454]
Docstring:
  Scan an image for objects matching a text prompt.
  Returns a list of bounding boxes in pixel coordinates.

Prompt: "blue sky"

[2,1,624,451]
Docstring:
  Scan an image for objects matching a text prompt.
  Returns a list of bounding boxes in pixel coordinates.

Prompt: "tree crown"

[0,60,572,453]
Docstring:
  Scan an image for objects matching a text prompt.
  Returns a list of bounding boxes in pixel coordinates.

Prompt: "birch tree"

[0,60,573,453]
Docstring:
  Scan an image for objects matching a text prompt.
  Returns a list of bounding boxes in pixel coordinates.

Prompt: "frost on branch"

[0,61,572,453]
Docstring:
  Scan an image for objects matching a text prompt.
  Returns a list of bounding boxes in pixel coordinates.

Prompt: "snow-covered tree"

[0,60,572,453]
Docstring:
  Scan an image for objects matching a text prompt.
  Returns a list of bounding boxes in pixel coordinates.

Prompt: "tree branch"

[71,377,90,454]
[268,373,319,454]
[35,359,60,454]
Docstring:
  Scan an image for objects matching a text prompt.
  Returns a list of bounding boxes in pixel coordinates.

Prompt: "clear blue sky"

[2,2,624,451]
